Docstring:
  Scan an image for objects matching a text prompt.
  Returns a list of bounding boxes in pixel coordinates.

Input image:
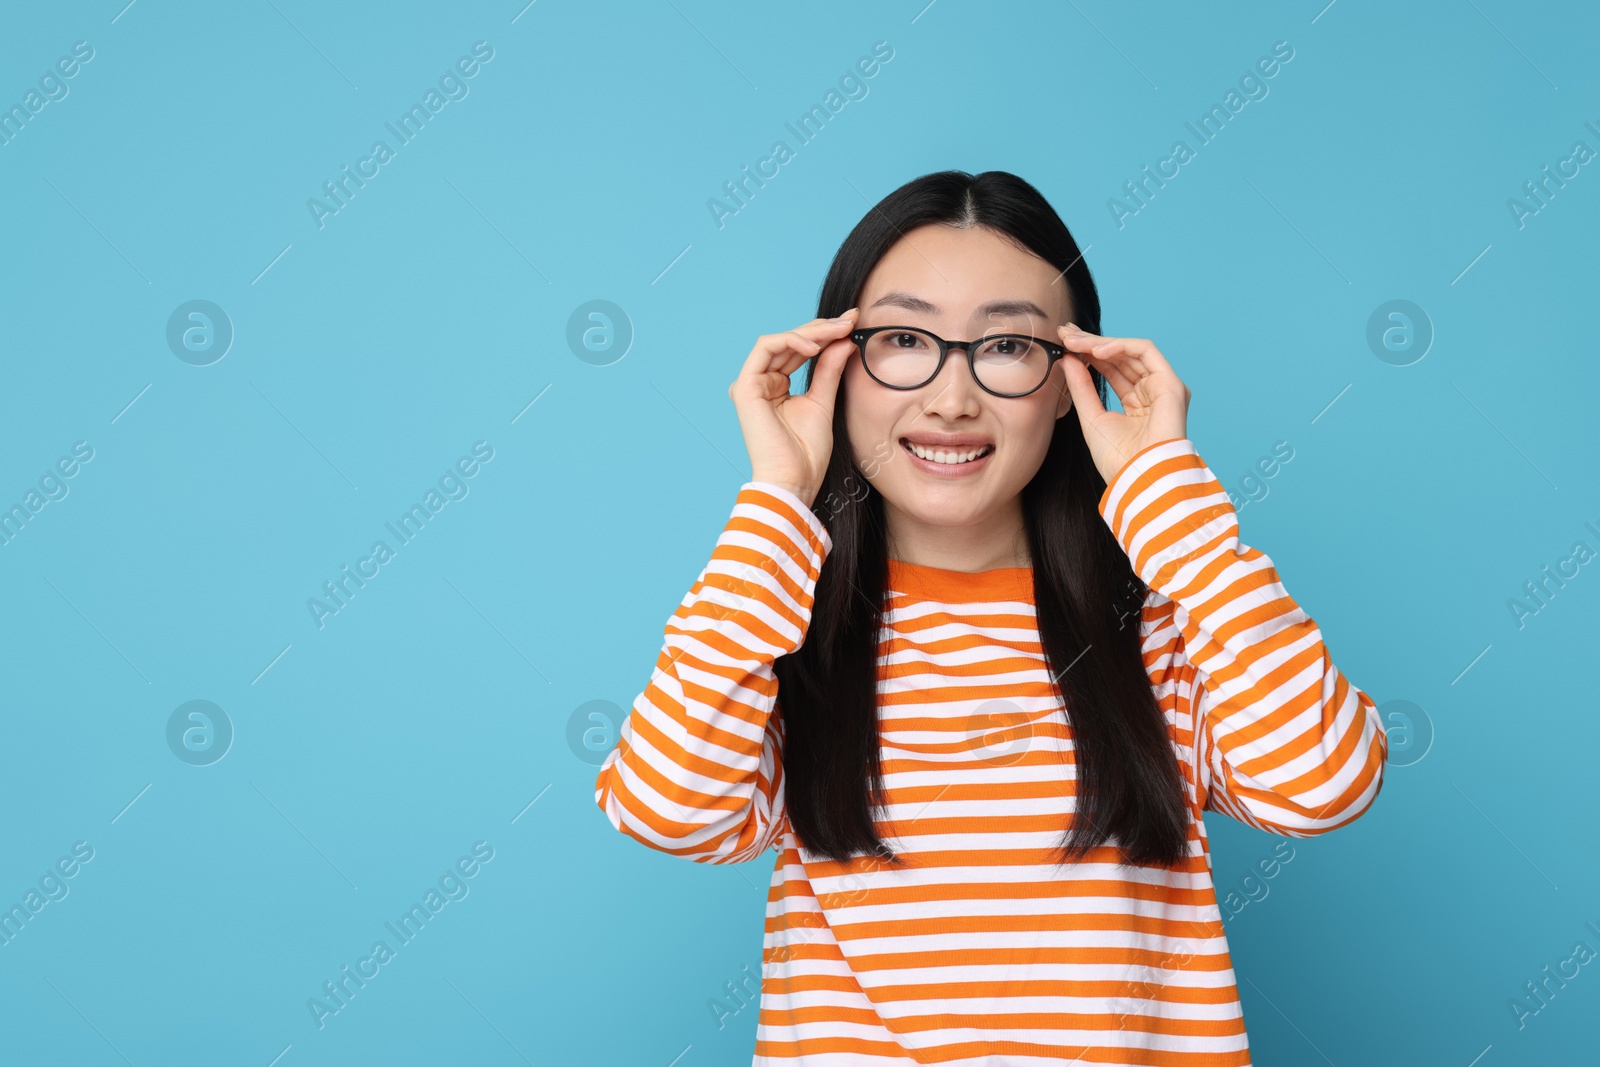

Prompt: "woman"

[595,169,1388,1065]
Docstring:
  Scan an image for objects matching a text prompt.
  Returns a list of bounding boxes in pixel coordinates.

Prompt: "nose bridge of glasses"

[931,336,1003,402]
[894,329,982,391]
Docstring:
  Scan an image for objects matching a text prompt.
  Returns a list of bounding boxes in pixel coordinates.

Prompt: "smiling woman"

[595,169,1388,1066]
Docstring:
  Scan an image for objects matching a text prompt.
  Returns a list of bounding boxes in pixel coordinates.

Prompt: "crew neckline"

[885,558,1035,605]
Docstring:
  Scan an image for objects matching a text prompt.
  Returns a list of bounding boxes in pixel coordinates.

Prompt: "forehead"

[858,223,1070,323]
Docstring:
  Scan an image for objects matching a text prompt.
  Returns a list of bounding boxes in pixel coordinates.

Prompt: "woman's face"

[843,223,1076,556]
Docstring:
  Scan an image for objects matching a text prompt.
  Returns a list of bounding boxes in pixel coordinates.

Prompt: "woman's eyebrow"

[869,291,1050,319]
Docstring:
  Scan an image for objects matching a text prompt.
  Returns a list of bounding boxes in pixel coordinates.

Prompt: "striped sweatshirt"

[594,437,1388,1066]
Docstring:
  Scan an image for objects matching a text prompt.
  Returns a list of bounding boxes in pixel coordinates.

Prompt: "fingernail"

[833,308,858,321]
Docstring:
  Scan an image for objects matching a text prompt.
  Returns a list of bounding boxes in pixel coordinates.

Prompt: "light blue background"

[2,1,1597,1064]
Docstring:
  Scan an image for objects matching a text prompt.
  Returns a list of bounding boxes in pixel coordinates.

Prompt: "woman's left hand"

[1056,323,1190,485]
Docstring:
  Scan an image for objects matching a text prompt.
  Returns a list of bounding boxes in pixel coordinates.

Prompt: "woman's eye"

[982,337,1035,358]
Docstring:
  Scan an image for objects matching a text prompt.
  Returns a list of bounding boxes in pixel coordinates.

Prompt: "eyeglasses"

[850,325,1068,398]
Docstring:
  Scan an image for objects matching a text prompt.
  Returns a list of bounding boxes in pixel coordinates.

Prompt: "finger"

[1093,334,1172,376]
[735,332,825,398]
[1082,339,1151,381]
[1060,352,1107,422]
[771,336,847,383]
[736,335,804,391]
[1088,342,1185,406]
[796,308,859,338]
[1071,331,1173,380]
[1060,322,1113,346]
[740,313,859,380]
[1062,336,1139,387]
[1120,337,1181,385]
[1086,353,1139,399]
[1059,326,1139,395]
[1058,323,1103,349]
[1058,325,1139,368]
[1061,324,1148,358]
[805,335,856,408]
[772,344,817,379]
[780,311,860,359]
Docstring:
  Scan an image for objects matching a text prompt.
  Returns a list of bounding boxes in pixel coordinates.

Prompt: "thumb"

[805,336,854,413]
[1060,354,1106,422]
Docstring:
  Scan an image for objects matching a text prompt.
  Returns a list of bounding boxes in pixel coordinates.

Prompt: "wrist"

[750,478,815,508]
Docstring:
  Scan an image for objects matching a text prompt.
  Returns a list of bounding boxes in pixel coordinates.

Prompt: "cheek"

[996,404,1058,476]
[842,363,896,458]
[844,364,883,444]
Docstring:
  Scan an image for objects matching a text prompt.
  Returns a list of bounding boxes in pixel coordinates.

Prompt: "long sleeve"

[1099,437,1388,836]
[594,481,831,863]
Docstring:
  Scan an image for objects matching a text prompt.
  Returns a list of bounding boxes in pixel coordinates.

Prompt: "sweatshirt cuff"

[737,481,833,565]
[1097,438,1235,590]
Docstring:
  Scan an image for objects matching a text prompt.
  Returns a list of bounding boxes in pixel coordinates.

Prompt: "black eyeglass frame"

[849,325,1069,398]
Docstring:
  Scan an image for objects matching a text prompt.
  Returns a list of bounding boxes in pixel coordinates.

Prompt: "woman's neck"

[883,498,1031,573]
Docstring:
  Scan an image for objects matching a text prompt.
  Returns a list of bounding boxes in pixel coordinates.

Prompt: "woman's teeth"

[904,441,994,465]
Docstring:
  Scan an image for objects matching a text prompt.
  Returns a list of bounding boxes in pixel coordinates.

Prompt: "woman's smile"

[899,435,995,475]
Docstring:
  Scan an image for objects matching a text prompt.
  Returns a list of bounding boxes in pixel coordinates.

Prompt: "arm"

[593,481,831,863]
[1100,438,1389,836]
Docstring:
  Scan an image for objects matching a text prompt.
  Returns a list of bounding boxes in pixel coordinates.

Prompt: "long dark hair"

[771,170,1190,871]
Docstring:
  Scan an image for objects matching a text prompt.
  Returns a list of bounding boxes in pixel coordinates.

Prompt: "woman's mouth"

[900,438,995,475]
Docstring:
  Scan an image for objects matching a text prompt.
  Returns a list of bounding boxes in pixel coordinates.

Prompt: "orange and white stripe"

[596,436,1388,1065]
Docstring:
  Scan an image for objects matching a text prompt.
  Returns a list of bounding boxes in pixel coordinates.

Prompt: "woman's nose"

[923,345,985,407]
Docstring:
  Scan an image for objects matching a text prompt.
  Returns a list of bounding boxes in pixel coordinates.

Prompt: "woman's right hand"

[728,308,859,508]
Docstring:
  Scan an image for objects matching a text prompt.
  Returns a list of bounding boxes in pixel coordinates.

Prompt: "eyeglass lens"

[861,328,1051,394]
